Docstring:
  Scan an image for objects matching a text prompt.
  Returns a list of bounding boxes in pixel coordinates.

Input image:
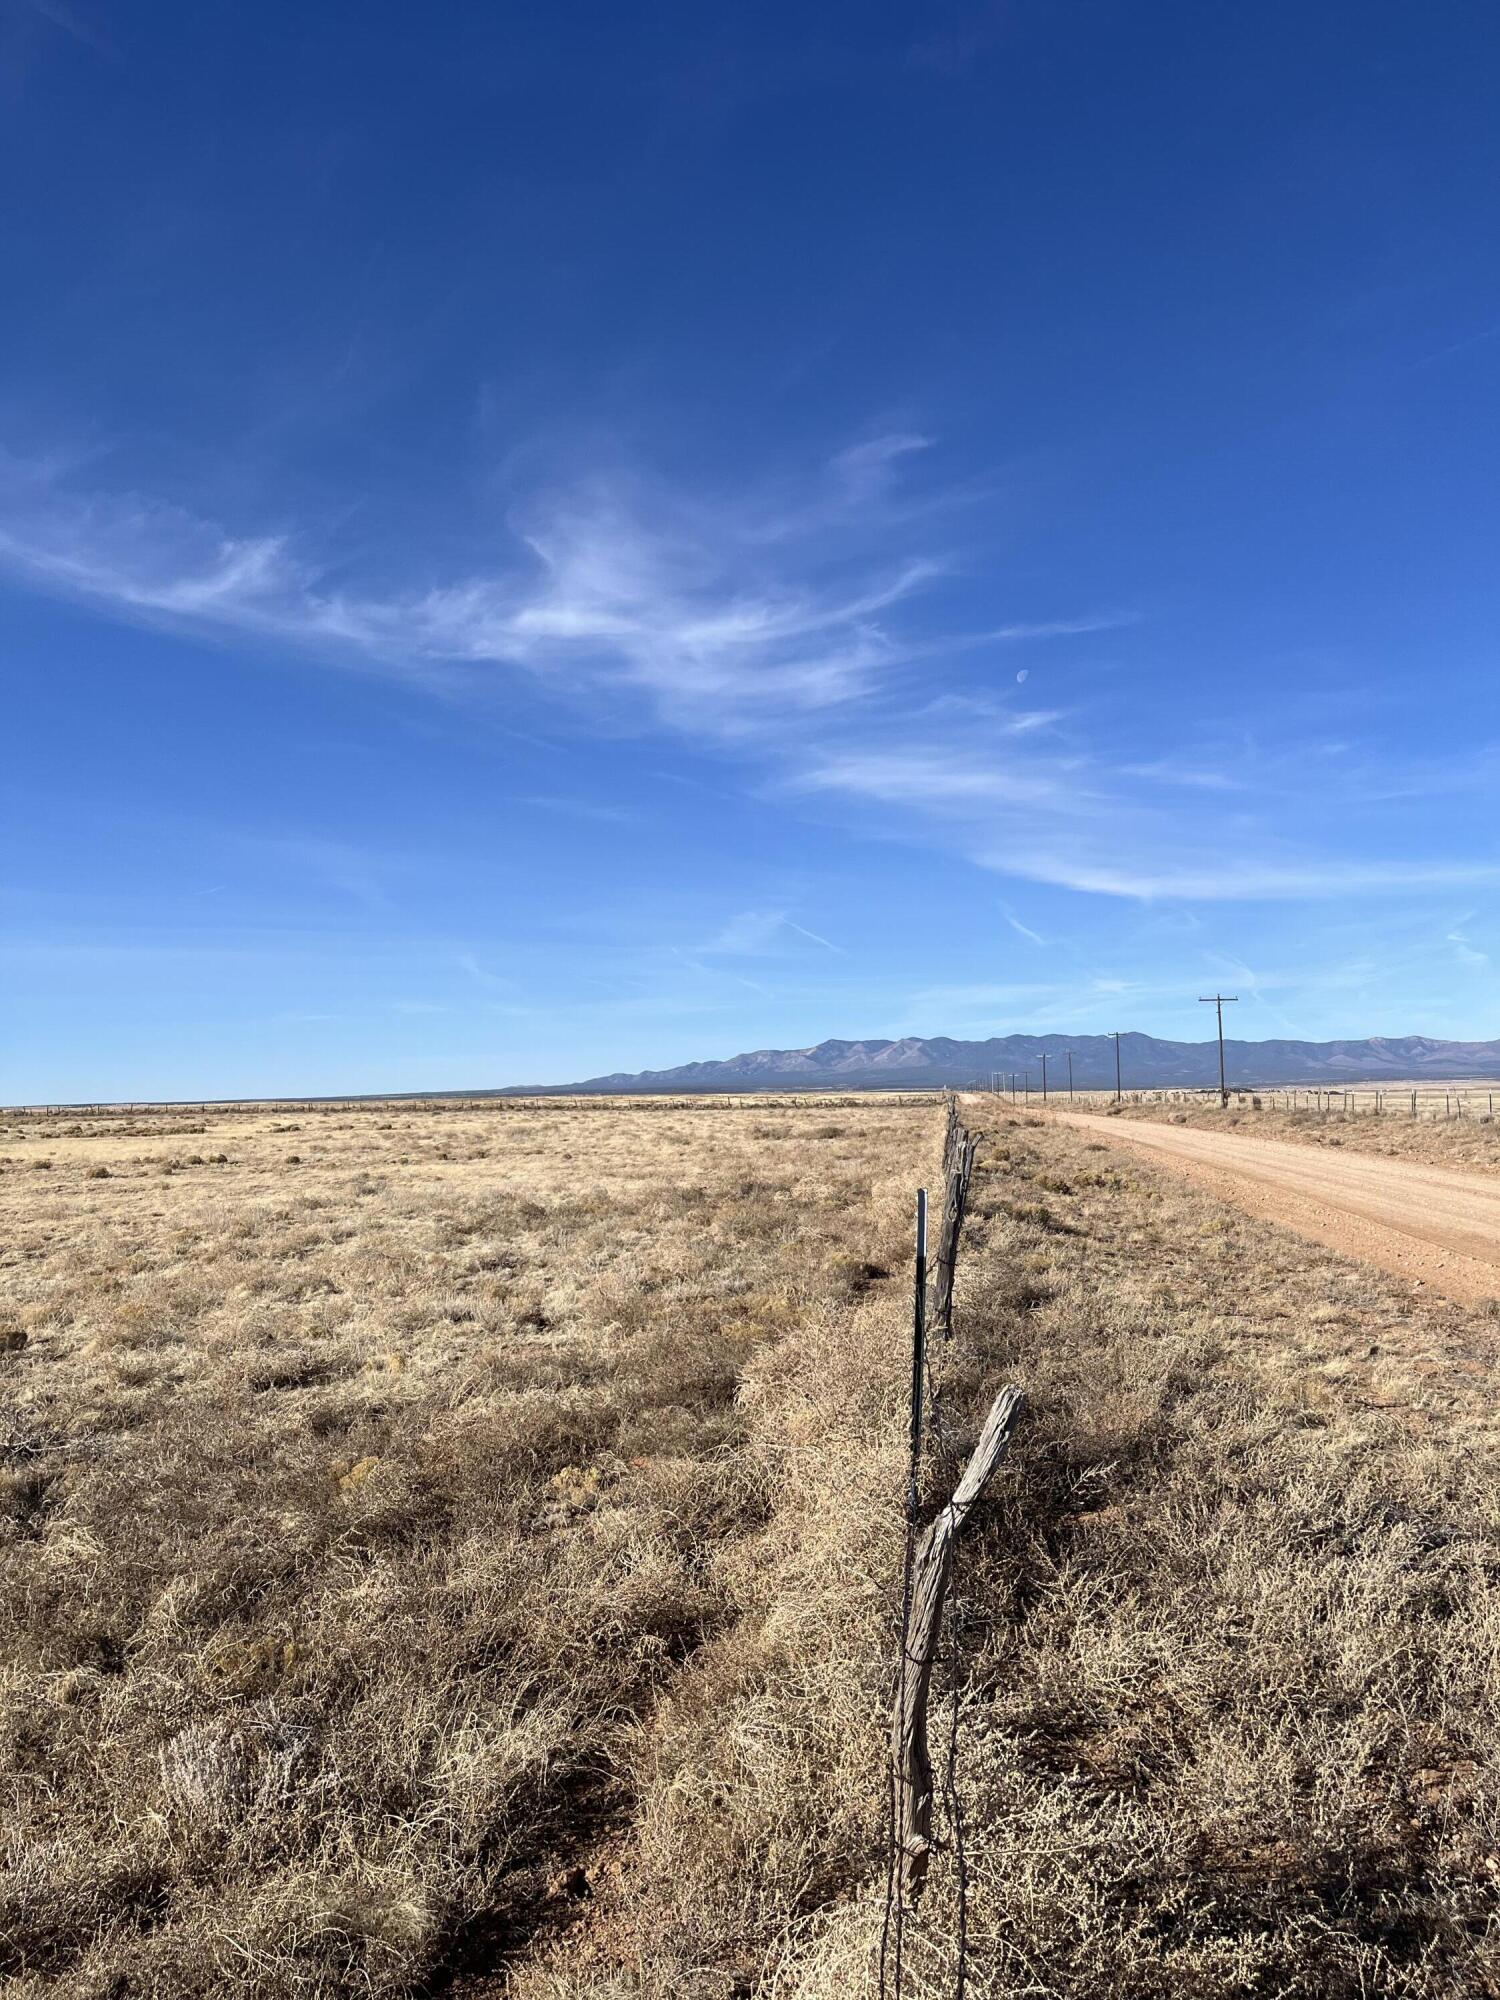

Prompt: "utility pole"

[1066,1051,1074,1100]
[1199,994,1238,1106]
[1110,1030,1122,1102]
[1038,1052,1049,1102]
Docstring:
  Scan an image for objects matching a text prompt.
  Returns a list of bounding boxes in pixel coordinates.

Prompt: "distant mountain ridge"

[516,1032,1500,1095]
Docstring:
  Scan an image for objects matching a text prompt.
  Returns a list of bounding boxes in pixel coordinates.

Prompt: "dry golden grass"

[760,1109,1500,1997]
[0,1097,931,1996]
[6,1095,1500,1997]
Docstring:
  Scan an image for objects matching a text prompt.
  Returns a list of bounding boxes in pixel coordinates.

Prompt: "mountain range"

[513,1032,1500,1095]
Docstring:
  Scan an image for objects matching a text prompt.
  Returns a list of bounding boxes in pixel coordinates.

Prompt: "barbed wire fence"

[880,1094,1024,2000]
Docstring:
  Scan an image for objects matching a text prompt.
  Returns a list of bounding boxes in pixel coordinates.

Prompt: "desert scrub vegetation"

[0,1096,934,1997]
[761,1109,1500,1997]
[7,1095,1500,1997]
[1101,1091,1500,1176]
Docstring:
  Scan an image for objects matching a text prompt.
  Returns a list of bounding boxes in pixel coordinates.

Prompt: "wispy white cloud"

[521,795,638,825]
[456,950,515,992]
[1121,760,1241,791]
[904,981,1067,1012]
[669,945,771,997]
[784,918,844,954]
[1005,855,1500,902]
[828,432,933,502]
[1412,321,1500,371]
[238,834,396,912]
[703,910,787,955]
[0,477,309,627]
[702,909,843,956]
[984,614,1137,642]
[1447,928,1490,968]
[795,749,1075,808]
[1003,707,1069,733]
[895,971,1194,1037]
[918,691,1069,732]
[791,729,1500,907]
[0,446,952,727]
[18,0,115,58]
[3,439,1493,920]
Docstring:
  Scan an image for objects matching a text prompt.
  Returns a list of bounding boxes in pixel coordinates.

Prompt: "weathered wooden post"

[929,1124,978,1339]
[891,1384,1025,1901]
[941,1094,962,1179]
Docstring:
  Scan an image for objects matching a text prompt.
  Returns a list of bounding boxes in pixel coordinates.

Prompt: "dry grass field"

[5,1095,1500,1997]
[868,1109,1500,1999]
[1,1097,930,1997]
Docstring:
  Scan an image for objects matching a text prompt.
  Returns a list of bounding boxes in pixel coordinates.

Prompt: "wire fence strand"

[882,1099,986,2000]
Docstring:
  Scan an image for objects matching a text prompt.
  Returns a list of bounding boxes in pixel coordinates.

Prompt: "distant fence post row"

[994,1083,1497,1121]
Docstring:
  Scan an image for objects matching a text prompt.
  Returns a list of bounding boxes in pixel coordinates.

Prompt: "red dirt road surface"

[1049,1110,1500,1306]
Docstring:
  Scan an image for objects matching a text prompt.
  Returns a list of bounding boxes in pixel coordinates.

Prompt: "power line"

[1198,995,1238,1106]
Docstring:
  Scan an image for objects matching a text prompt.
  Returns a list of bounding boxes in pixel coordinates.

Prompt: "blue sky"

[5,1,1499,1099]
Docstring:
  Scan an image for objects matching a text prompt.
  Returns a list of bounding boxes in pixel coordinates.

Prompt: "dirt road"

[1049,1110,1500,1305]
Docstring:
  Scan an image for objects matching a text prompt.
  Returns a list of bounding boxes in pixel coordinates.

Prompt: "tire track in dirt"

[1045,1110,1500,1306]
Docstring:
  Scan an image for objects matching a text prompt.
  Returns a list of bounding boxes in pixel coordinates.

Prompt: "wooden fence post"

[941,1093,961,1179]
[928,1125,978,1339]
[891,1383,1025,1901]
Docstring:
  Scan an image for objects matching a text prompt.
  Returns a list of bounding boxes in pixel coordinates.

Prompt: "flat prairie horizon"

[9,1072,1500,1114]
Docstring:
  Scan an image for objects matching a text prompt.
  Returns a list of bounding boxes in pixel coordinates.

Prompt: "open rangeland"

[4,1096,1500,1997]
